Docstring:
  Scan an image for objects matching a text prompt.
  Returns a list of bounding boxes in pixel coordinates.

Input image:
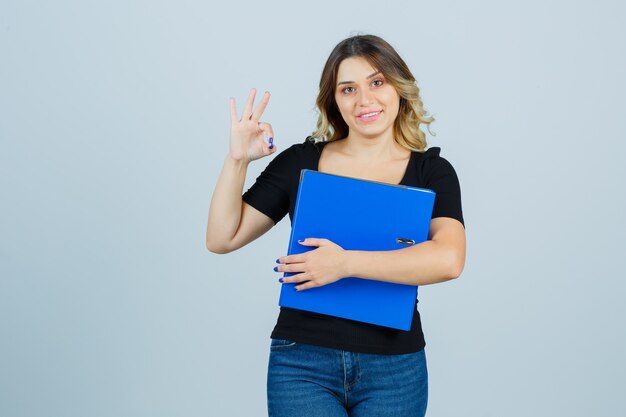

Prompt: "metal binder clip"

[395,237,416,246]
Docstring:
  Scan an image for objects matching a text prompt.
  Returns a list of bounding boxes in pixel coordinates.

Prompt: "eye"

[340,86,355,94]
[372,79,384,87]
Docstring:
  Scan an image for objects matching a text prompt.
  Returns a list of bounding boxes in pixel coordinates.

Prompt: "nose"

[357,88,374,106]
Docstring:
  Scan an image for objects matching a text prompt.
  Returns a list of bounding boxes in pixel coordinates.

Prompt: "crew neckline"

[311,139,414,186]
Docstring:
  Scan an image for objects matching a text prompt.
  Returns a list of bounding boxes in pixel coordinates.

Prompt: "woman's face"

[334,56,400,140]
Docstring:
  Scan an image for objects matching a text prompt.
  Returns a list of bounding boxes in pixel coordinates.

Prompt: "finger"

[298,238,321,246]
[242,88,256,120]
[251,91,270,121]
[257,122,276,154]
[281,273,310,284]
[294,281,318,291]
[276,262,306,274]
[278,253,307,265]
[229,97,238,124]
[257,122,274,141]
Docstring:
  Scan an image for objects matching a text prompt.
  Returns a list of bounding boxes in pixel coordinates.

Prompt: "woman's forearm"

[345,240,464,286]
[206,154,250,252]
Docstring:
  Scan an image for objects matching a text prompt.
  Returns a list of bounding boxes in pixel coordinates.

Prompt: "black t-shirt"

[242,136,464,354]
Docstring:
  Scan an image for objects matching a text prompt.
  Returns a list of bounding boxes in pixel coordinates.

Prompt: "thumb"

[298,238,324,246]
[263,141,277,156]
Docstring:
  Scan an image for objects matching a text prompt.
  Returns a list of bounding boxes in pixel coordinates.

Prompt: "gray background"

[1,0,625,416]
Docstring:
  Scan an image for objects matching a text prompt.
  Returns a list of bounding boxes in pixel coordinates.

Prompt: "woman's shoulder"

[301,135,327,153]
[277,136,324,152]
[263,136,322,174]
[413,146,461,185]
[275,136,326,161]
[414,146,440,159]
[415,146,459,168]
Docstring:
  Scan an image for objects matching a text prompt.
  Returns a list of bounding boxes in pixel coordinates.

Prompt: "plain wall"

[1,0,625,416]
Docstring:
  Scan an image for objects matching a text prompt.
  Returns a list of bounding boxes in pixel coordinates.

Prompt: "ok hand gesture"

[229,88,276,163]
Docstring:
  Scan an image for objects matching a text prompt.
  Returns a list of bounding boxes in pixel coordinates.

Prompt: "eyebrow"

[337,71,382,87]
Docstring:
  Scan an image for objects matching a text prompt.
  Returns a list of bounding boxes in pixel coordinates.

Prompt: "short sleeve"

[241,146,297,225]
[425,157,465,227]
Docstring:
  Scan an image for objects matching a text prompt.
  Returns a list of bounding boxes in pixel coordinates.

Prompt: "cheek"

[391,98,400,114]
[335,96,352,117]
[386,93,401,115]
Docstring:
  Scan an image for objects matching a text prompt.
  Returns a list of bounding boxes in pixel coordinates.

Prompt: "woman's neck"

[338,133,408,162]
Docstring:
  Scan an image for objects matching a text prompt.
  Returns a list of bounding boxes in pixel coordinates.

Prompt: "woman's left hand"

[275,238,349,291]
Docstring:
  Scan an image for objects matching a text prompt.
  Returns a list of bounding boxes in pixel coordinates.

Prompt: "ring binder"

[278,169,436,330]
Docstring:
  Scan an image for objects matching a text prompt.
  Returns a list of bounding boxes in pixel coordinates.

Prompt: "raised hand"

[229,88,276,163]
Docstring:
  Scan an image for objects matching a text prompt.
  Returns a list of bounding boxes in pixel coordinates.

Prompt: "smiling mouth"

[357,110,382,121]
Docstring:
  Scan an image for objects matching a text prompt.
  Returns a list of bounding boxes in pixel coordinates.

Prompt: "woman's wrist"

[225,153,250,168]
[343,249,362,279]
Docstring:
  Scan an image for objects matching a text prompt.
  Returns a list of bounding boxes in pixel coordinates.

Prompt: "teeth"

[360,111,380,118]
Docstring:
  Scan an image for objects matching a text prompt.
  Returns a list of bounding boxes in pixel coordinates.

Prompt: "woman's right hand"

[229,88,276,163]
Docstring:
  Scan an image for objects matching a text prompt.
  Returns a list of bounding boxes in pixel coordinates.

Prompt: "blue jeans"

[267,339,428,417]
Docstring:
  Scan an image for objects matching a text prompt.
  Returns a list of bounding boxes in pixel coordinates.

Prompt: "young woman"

[206,34,466,417]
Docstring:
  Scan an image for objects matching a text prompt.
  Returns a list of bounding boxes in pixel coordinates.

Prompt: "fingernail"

[273,266,278,272]
[269,145,273,149]
[297,239,304,243]
[276,259,280,264]
[278,278,283,283]
[269,137,273,144]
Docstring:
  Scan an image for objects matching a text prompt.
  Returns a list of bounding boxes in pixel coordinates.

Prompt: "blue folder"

[279,169,435,330]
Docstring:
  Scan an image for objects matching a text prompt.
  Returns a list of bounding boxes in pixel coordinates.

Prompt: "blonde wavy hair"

[310,34,434,152]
